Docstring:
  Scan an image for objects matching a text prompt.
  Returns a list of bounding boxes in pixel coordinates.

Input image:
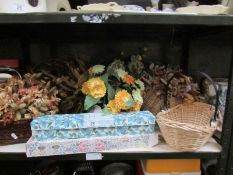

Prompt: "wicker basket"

[142,90,181,116]
[0,67,31,145]
[157,72,219,151]
[0,119,32,146]
[142,88,164,115]
[157,102,216,151]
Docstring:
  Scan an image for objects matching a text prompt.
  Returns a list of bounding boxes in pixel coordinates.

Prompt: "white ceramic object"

[221,0,233,14]
[162,4,174,12]
[0,73,12,83]
[0,0,47,13]
[187,1,199,6]
[176,5,229,15]
[221,0,229,6]
[77,2,124,12]
[0,0,71,13]
[123,5,145,12]
[46,0,71,12]
[151,0,159,9]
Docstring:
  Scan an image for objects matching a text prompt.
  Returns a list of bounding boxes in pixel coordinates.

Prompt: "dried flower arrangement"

[0,73,60,125]
[81,64,145,114]
[33,57,88,114]
[0,57,87,145]
[141,64,200,114]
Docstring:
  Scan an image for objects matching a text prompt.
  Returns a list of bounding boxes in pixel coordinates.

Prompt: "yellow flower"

[115,90,132,110]
[130,100,141,112]
[107,100,121,114]
[123,75,135,85]
[88,77,106,98]
[81,81,90,95]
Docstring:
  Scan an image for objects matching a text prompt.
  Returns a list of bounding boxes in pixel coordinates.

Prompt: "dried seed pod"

[40,107,49,112]
[20,109,27,115]
[10,103,18,110]
[3,111,14,124]
[15,112,22,120]
[19,103,27,109]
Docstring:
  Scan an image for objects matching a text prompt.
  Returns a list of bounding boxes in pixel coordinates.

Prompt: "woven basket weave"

[157,102,216,151]
[142,90,181,116]
[142,88,164,115]
[0,119,31,146]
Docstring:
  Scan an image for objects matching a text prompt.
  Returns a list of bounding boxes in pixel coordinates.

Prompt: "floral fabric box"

[26,133,158,157]
[31,111,156,141]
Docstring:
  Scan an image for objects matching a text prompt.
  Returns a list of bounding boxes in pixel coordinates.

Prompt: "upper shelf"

[0,12,233,26]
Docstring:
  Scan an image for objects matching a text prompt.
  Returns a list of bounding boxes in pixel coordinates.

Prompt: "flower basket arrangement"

[0,57,89,145]
[141,64,200,115]
[0,73,60,145]
[81,64,145,114]
[156,72,219,151]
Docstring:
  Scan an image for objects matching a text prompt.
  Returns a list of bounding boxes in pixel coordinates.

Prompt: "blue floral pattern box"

[31,111,156,141]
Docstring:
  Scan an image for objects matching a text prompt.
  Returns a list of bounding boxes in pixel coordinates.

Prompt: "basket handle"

[164,71,219,122]
[0,66,22,79]
[198,71,219,122]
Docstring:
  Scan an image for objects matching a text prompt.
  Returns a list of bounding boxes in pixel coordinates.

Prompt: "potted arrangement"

[0,72,60,145]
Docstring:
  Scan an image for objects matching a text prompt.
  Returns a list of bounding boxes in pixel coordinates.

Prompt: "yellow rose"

[81,81,90,95]
[107,100,121,114]
[88,77,106,98]
[115,90,132,110]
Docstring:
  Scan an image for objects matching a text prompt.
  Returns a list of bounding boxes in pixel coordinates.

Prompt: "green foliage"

[103,105,112,115]
[125,97,135,108]
[132,89,143,104]
[84,95,100,110]
[107,83,115,101]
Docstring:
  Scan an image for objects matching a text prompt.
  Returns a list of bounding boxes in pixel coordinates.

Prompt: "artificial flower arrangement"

[81,64,145,114]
